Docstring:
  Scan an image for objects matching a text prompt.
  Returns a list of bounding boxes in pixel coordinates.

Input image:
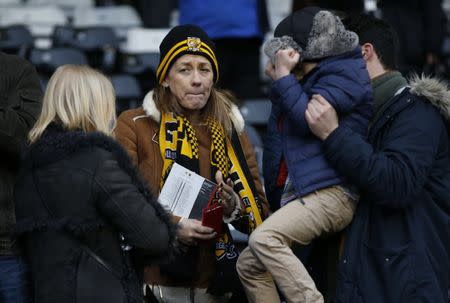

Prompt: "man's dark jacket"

[325,76,450,303]
[0,52,42,255]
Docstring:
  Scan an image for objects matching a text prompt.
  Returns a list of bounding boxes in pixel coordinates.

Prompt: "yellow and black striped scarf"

[159,112,263,263]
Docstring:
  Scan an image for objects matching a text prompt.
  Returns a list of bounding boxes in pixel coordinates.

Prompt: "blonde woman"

[14,65,176,303]
[115,25,269,303]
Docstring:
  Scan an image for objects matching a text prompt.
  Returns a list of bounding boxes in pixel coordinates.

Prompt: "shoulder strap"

[31,169,123,279]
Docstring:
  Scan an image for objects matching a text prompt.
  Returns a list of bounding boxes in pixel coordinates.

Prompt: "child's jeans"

[237,185,356,303]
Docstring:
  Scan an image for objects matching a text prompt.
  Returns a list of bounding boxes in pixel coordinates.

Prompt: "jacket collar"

[409,75,450,121]
[28,124,126,168]
[369,75,450,139]
[20,124,178,257]
[141,90,245,133]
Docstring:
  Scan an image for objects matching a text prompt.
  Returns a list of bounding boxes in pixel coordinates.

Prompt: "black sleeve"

[93,151,174,256]
[0,56,42,154]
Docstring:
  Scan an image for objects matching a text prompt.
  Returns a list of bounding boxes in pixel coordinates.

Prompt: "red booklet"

[201,187,224,235]
[158,163,224,235]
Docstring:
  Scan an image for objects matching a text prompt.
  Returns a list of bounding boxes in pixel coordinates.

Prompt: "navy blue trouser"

[0,256,31,303]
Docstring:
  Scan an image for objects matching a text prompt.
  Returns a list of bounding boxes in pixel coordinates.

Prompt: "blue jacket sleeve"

[322,101,442,208]
[270,66,369,136]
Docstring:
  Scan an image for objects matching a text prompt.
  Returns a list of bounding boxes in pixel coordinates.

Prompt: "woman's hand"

[177,218,216,246]
[215,170,240,216]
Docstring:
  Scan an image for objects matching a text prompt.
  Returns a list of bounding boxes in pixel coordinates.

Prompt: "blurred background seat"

[119,28,168,93]
[0,5,67,38]
[29,47,88,71]
[119,52,159,93]
[72,5,141,39]
[0,25,34,57]
[29,47,88,89]
[239,99,272,125]
[26,0,93,19]
[110,74,142,113]
[120,52,159,75]
[0,0,21,6]
[52,26,119,72]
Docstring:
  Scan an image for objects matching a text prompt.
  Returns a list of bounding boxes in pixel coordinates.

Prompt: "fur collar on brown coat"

[115,91,269,288]
[135,91,245,132]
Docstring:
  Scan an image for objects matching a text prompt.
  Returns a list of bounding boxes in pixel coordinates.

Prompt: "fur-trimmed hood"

[20,124,177,252]
[409,75,450,121]
[15,125,179,303]
[140,90,245,133]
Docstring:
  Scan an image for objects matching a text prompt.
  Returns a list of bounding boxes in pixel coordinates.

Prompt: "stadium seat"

[53,26,119,72]
[239,99,272,125]
[120,52,159,75]
[0,25,33,57]
[0,5,67,37]
[119,52,159,93]
[29,47,88,91]
[29,47,88,74]
[110,74,142,113]
[122,27,168,54]
[27,0,93,9]
[0,0,21,6]
[53,26,119,50]
[119,28,168,92]
[73,5,141,38]
[27,0,93,21]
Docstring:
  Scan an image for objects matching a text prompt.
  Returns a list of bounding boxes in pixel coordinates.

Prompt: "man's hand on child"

[305,94,339,140]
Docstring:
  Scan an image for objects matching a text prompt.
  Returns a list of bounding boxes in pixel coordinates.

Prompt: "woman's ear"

[162,81,169,88]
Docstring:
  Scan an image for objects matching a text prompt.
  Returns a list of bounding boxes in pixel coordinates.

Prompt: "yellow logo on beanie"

[157,37,219,84]
[187,37,201,52]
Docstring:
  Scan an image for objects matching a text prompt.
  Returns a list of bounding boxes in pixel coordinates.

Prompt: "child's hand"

[273,48,300,79]
[265,61,277,80]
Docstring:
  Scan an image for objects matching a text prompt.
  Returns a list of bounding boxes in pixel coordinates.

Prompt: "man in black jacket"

[305,15,450,303]
[0,52,42,302]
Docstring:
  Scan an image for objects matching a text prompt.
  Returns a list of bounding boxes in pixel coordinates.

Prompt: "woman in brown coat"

[115,25,269,303]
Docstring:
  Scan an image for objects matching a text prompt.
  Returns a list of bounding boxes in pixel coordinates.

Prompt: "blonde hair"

[153,85,236,135]
[29,65,117,143]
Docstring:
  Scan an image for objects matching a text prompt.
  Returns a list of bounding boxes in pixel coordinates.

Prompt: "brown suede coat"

[115,92,269,288]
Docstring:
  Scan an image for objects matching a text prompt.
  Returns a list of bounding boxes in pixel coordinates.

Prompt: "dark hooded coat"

[14,125,176,303]
[326,76,450,303]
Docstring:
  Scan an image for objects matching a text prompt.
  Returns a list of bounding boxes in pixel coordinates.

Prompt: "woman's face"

[163,54,214,114]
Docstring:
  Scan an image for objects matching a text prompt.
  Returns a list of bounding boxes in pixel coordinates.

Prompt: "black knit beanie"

[156,24,219,84]
[267,6,358,61]
[275,6,321,51]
